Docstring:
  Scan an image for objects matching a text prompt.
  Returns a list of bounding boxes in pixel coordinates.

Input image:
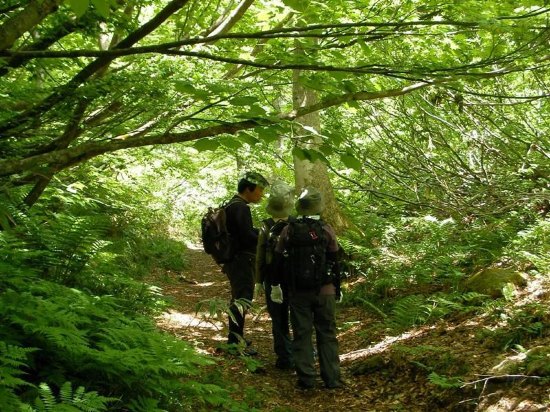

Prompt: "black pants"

[265,282,293,365]
[223,252,255,345]
[290,290,341,387]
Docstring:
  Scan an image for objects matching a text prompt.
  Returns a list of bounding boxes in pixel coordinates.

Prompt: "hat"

[266,181,294,218]
[242,171,269,188]
[295,186,324,216]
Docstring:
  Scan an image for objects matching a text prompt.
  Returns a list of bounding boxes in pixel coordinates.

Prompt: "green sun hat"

[295,186,324,215]
[266,181,294,218]
[243,171,269,188]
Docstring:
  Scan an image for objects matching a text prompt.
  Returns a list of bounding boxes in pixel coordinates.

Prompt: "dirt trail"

[154,248,550,412]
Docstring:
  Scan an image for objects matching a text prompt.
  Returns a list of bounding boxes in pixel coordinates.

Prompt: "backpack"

[201,199,239,264]
[260,217,293,279]
[285,217,330,291]
[261,218,291,277]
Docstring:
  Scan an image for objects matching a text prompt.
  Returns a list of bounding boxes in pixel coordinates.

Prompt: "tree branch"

[0,81,437,177]
[0,0,191,137]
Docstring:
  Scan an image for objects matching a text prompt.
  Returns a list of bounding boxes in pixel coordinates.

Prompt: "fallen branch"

[462,374,543,387]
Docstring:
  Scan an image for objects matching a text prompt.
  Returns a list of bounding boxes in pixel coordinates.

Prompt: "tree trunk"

[291,69,352,233]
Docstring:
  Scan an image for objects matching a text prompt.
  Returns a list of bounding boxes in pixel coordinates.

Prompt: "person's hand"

[270,284,283,304]
[254,283,264,299]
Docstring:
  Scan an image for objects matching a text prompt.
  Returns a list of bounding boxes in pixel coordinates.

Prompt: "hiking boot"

[296,380,315,390]
[215,344,240,356]
[275,359,294,370]
[242,347,258,357]
[325,380,344,389]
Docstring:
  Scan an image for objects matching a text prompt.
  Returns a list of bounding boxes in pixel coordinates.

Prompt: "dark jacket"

[225,195,259,254]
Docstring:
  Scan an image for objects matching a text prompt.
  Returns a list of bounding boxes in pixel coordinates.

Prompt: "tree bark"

[291,32,353,233]
[0,0,64,50]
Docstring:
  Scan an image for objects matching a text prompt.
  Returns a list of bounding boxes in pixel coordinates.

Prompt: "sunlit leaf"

[257,127,281,144]
[282,0,307,12]
[236,105,267,119]
[174,81,209,100]
[91,0,110,18]
[68,0,90,17]
[302,125,321,136]
[193,139,219,152]
[238,132,259,146]
[229,97,258,106]
[340,154,362,171]
[219,137,242,150]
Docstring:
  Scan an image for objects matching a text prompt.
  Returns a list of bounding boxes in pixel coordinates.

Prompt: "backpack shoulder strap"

[263,217,275,229]
[223,196,243,209]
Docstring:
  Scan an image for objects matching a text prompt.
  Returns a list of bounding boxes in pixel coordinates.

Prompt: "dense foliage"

[1,0,549,409]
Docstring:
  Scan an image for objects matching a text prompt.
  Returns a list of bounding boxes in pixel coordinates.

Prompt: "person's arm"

[255,224,268,284]
[325,225,341,299]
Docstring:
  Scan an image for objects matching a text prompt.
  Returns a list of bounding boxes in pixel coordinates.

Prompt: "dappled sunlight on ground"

[340,325,435,362]
[150,248,550,412]
[159,310,222,330]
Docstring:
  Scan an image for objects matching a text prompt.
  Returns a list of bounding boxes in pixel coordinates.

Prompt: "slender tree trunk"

[291,69,352,233]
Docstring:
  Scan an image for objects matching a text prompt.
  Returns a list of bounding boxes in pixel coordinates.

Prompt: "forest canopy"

[0,0,549,410]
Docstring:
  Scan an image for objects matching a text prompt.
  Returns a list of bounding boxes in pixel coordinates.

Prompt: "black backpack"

[201,199,239,264]
[285,217,330,291]
[261,218,291,277]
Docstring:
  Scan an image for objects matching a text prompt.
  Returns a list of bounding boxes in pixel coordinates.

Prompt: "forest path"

[153,248,550,412]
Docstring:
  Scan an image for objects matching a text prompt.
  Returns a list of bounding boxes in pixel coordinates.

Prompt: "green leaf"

[292,147,325,162]
[257,127,281,144]
[301,125,320,136]
[193,139,219,152]
[282,0,307,12]
[340,154,362,171]
[91,0,110,18]
[174,82,209,100]
[229,96,258,106]
[68,0,90,17]
[219,137,242,150]
[326,131,344,146]
[292,147,308,160]
[306,149,329,164]
[238,132,259,146]
[318,143,334,156]
[243,105,267,118]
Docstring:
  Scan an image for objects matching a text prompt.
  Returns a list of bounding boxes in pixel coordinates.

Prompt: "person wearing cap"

[255,180,295,370]
[222,171,269,355]
[270,186,343,389]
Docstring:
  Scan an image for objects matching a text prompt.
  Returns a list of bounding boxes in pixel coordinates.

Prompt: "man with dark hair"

[222,171,269,355]
[270,187,343,389]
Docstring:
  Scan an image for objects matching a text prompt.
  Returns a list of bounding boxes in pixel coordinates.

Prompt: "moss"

[462,268,526,298]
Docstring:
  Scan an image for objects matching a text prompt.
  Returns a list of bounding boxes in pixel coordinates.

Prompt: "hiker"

[270,187,343,389]
[254,180,295,370]
[222,171,269,355]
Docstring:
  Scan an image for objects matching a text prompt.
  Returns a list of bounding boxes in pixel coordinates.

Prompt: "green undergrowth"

[0,183,252,411]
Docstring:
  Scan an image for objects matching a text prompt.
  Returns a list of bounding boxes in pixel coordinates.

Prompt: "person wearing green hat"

[270,186,343,389]
[221,171,269,355]
[255,180,295,369]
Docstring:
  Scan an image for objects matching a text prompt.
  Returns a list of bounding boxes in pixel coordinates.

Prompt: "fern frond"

[388,295,428,330]
[31,382,114,412]
[37,383,56,410]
